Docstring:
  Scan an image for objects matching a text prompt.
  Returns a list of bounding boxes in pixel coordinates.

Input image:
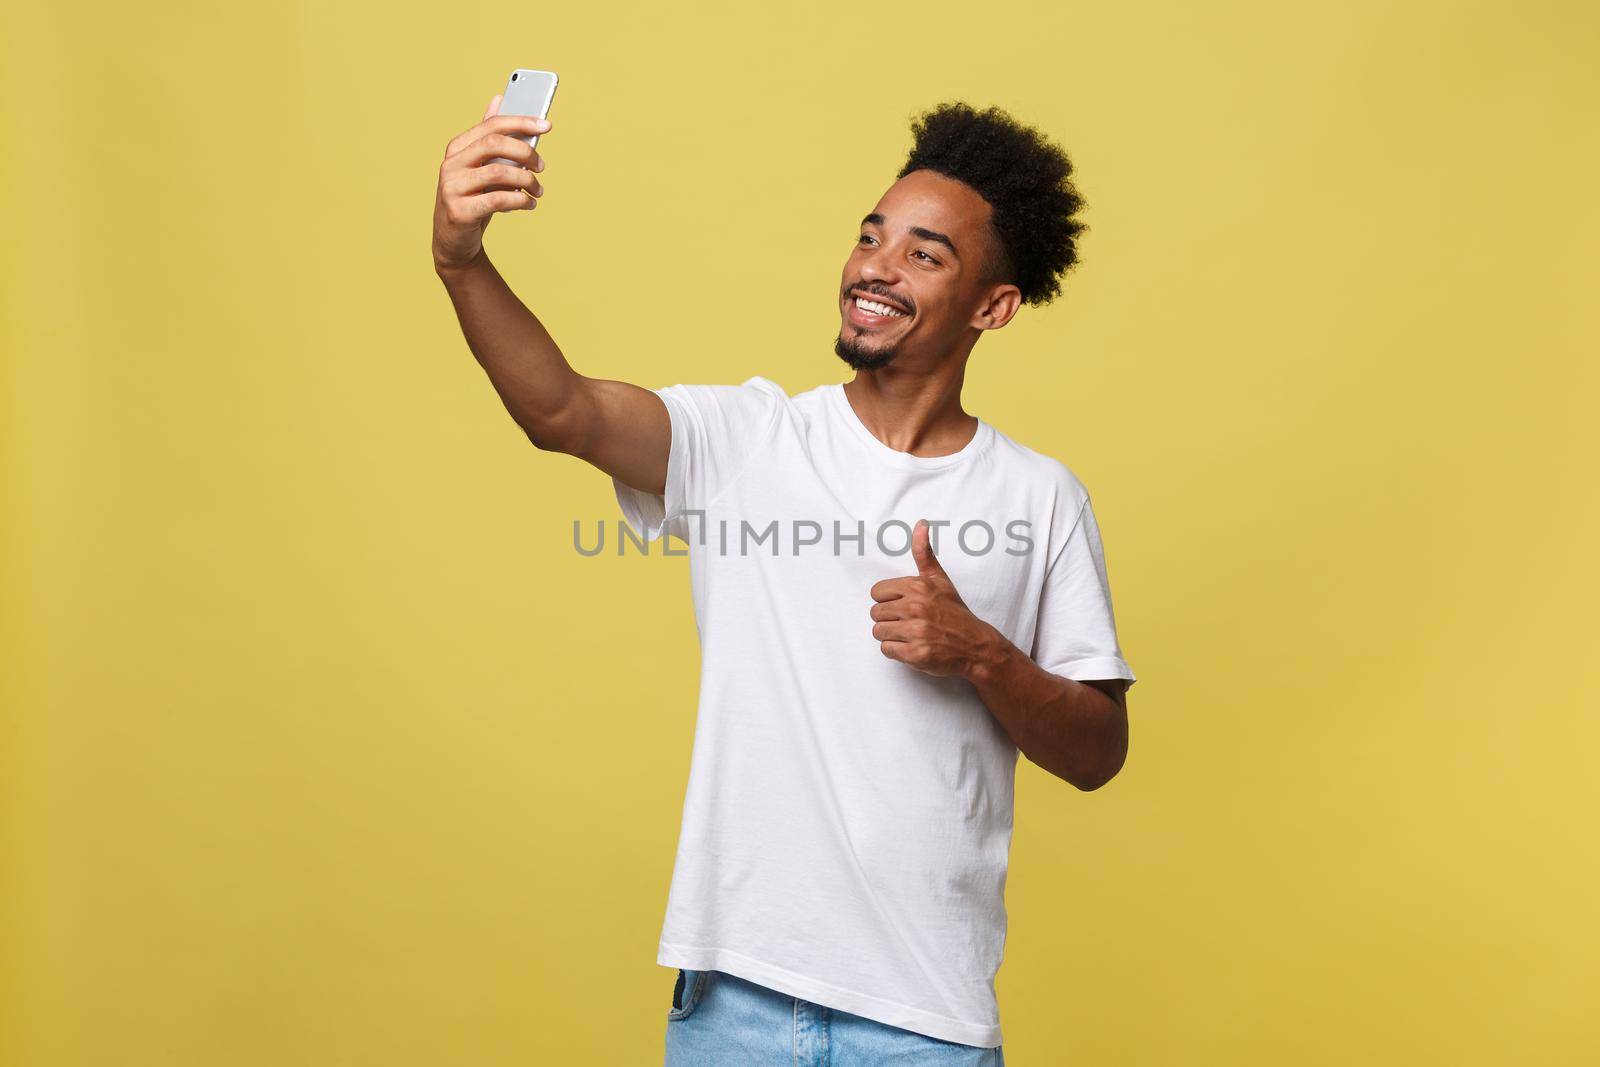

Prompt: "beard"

[834,329,901,371]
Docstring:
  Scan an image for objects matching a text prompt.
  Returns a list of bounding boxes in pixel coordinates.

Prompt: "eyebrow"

[861,212,959,258]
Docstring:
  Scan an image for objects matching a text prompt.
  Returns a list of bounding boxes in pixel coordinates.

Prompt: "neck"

[843,359,978,457]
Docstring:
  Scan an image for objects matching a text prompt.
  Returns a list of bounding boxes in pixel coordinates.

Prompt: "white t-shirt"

[613,376,1136,1049]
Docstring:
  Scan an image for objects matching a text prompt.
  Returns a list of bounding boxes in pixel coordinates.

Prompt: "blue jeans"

[664,969,1005,1066]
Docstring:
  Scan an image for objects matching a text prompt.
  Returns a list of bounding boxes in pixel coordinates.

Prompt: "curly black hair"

[896,101,1087,307]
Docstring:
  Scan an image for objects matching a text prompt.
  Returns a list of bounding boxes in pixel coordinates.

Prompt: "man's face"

[835,169,1012,372]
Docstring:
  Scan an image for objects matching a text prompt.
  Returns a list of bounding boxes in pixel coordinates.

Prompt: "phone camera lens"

[512,73,519,81]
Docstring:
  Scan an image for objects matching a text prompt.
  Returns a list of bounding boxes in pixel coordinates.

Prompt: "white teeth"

[854,297,905,318]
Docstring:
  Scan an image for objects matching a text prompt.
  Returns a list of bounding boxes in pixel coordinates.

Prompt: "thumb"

[911,520,946,578]
[483,93,503,121]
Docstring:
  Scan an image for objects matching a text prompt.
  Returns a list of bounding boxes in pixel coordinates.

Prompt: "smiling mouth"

[844,293,911,326]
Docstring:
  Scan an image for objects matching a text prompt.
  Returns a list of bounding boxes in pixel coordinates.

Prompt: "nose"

[857,241,902,288]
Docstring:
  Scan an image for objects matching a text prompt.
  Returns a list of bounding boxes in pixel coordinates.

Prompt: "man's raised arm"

[431,94,669,495]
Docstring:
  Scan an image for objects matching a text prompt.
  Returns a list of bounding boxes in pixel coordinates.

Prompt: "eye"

[914,250,938,263]
[857,233,876,245]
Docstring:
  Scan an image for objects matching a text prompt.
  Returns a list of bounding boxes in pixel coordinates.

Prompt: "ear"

[972,283,1023,331]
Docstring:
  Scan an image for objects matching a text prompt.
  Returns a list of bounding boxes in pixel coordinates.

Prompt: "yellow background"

[3,0,1597,1062]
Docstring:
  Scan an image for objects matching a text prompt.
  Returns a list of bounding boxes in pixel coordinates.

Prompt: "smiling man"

[434,99,1137,1066]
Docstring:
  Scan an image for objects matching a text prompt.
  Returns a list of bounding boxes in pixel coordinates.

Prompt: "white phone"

[491,68,558,168]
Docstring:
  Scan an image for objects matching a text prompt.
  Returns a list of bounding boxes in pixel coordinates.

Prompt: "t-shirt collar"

[827,383,995,471]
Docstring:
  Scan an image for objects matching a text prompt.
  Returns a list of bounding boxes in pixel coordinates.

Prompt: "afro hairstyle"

[895,101,1087,307]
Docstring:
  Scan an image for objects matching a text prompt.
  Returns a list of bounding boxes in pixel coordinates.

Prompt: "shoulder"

[663,374,788,407]
[706,376,834,432]
[734,374,792,401]
[659,375,790,431]
[985,423,1092,512]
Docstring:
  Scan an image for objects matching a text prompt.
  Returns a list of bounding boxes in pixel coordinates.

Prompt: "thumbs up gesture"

[868,520,998,678]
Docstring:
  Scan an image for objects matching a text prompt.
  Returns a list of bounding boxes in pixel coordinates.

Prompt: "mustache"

[845,284,914,313]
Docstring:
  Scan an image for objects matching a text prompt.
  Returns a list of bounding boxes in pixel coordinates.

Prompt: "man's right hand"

[432,94,550,274]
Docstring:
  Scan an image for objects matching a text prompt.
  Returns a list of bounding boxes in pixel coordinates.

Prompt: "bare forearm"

[868,522,1130,789]
[964,625,1128,790]
[435,249,585,449]
[429,103,667,489]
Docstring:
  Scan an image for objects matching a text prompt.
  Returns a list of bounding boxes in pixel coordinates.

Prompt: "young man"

[434,98,1137,1066]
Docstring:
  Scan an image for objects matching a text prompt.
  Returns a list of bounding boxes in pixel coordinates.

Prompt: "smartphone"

[491,68,558,168]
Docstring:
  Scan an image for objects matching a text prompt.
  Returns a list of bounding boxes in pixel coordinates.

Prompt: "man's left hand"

[869,520,998,678]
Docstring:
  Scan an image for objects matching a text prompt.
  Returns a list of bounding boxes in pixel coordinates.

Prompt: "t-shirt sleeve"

[1030,494,1138,689]
[612,376,783,543]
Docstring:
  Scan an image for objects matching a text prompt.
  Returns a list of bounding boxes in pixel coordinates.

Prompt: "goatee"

[834,333,898,371]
